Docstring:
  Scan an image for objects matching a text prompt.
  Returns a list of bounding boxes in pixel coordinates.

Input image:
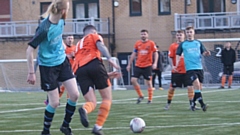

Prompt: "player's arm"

[176,43,183,67]
[27,26,47,85]
[96,41,120,70]
[200,42,211,56]
[152,51,158,69]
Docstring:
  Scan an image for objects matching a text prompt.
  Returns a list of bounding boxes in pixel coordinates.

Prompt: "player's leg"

[227,65,234,88]
[219,65,227,89]
[93,85,112,135]
[131,67,144,103]
[89,59,112,135]
[75,64,96,128]
[59,84,65,98]
[164,73,182,110]
[192,70,208,112]
[152,70,156,90]
[164,85,175,110]
[142,66,154,104]
[58,59,79,134]
[39,66,61,135]
[157,70,163,90]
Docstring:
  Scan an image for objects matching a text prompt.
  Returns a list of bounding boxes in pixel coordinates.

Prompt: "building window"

[40,2,51,15]
[73,0,99,18]
[158,0,171,15]
[129,0,142,16]
[197,0,225,13]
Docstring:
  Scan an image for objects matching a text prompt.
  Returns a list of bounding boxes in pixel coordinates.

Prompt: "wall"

[1,0,240,59]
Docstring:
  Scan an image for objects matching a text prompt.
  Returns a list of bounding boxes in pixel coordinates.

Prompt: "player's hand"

[108,59,120,70]
[152,64,157,70]
[126,65,131,72]
[27,73,36,85]
[172,66,178,72]
[203,51,211,56]
[108,71,122,79]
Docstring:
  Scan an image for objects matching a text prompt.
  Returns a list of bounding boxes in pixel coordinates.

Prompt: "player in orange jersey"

[72,25,120,135]
[126,29,158,104]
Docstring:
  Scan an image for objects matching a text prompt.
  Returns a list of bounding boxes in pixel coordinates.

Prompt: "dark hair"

[83,25,97,33]
[140,29,148,33]
[185,26,194,30]
[176,30,184,33]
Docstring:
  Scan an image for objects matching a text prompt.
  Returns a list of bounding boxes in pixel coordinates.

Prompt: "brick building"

[1,0,240,86]
[1,0,240,58]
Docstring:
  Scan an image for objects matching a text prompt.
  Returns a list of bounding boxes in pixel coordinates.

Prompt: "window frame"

[197,0,226,13]
[72,0,99,18]
[40,2,51,15]
[158,0,171,15]
[129,0,142,16]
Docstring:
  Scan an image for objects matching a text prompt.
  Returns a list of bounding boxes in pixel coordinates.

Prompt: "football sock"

[83,102,95,114]
[96,100,111,126]
[221,75,226,87]
[228,75,233,86]
[59,85,65,98]
[42,105,55,134]
[134,85,143,97]
[62,99,76,128]
[167,88,174,104]
[148,88,153,101]
[194,90,204,107]
[187,88,194,101]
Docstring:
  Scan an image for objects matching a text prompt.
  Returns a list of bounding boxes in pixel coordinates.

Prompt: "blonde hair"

[41,0,69,18]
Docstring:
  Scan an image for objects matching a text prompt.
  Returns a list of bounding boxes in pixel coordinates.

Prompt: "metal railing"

[0,17,109,38]
[174,12,240,31]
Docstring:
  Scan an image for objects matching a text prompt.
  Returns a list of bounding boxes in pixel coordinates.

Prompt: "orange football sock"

[59,85,65,98]
[221,75,226,87]
[96,100,111,127]
[134,85,143,97]
[148,88,153,101]
[228,75,233,86]
[168,88,175,101]
[187,88,194,100]
[83,102,95,114]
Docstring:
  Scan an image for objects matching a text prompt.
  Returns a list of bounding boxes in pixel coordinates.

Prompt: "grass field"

[0,88,240,135]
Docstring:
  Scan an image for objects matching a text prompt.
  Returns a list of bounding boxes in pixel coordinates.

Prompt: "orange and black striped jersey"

[168,42,186,73]
[134,40,158,68]
[72,33,102,73]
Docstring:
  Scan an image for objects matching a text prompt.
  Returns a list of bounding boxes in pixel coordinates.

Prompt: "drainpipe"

[10,0,12,21]
[184,0,187,13]
[111,0,116,56]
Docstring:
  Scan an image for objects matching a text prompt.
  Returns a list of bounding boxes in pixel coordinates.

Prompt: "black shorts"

[75,58,110,96]
[132,66,152,80]
[186,70,204,86]
[223,65,234,75]
[39,58,74,91]
[171,73,187,88]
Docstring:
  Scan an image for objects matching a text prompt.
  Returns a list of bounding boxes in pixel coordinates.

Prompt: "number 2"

[216,47,222,57]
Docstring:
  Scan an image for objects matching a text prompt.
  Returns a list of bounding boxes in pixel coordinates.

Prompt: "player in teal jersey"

[26,0,79,135]
[176,26,211,112]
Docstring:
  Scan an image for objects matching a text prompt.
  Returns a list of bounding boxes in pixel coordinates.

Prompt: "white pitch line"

[0,122,240,133]
[0,88,238,114]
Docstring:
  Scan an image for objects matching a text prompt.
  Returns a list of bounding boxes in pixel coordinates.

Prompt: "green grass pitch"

[0,88,240,135]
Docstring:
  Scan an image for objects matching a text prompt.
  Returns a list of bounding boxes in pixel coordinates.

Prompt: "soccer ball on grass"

[130,117,146,133]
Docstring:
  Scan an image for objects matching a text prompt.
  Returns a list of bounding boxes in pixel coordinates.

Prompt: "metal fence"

[0,17,109,37]
[174,12,240,31]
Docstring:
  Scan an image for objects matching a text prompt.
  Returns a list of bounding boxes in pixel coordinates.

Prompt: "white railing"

[174,12,240,31]
[0,17,109,37]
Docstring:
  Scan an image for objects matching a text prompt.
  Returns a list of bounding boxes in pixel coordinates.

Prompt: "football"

[130,117,146,133]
